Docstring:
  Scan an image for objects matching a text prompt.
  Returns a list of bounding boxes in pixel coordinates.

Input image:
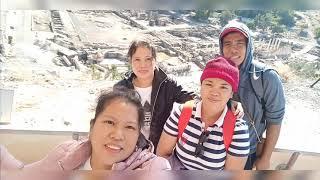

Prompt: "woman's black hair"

[90,87,149,149]
[127,39,157,61]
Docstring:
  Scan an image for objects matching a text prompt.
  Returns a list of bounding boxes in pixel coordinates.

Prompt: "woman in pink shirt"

[1,89,170,172]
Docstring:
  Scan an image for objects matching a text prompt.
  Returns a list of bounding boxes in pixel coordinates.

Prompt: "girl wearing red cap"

[157,56,250,170]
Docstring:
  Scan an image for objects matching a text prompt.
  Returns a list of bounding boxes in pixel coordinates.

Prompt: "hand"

[112,148,155,170]
[125,149,155,170]
[253,157,271,170]
[112,148,142,170]
[33,139,91,171]
[58,139,91,170]
[231,101,244,119]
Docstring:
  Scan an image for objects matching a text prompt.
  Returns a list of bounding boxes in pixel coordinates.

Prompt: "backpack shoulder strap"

[249,61,277,123]
[178,100,194,139]
[249,61,266,104]
[223,110,237,151]
[249,62,271,108]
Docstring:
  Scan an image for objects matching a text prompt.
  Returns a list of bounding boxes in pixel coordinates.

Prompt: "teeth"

[106,145,121,150]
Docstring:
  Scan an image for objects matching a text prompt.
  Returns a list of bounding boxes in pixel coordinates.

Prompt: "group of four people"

[1,20,285,171]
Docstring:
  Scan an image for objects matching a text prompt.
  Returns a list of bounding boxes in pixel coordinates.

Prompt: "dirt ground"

[1,42,115,132]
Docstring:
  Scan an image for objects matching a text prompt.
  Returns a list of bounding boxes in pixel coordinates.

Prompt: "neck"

[133,76,153,88]
[90,153,112,170]
[201,103,224,128]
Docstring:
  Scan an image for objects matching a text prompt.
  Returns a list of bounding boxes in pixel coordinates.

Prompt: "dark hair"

[90,88,149,149]
[90,88,144,129]
[127,39,157,61]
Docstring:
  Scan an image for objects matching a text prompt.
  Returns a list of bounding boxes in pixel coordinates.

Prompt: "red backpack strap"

[223,110,237,151]
[177,100,194,139]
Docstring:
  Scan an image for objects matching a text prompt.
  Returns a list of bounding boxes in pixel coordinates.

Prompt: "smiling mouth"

[104,144,123,153]
[230,56,241,60]
[208,97,220,102]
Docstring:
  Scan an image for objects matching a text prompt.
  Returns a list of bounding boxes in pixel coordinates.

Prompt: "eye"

[220,85,229,90]
[205,83,212,87]
[126,125,137,130]
[237,41,246,47]
[223,42,231,47]
[133,58,140,62]
[103,120,114,125]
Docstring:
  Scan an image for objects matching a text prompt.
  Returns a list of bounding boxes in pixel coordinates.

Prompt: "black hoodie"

[114,68,195,151]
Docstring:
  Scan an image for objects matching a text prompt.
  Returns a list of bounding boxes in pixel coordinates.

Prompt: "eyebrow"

[101,114,138,125]
[204,80,229,86]
[223,39,246,43]
[236,39,246,42]
[133,56,152,60]
[126,121,139,126]
[221,83,230,86]
[100,114,116,120]
[133,55,152,58]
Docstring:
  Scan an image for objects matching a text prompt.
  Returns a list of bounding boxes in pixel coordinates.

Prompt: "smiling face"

[89,98,140,170]
[130,46,156,81]
[222,32,247,67]
[200,78,233,109]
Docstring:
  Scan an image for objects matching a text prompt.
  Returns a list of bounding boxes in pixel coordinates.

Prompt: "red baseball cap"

[220,27,248,39]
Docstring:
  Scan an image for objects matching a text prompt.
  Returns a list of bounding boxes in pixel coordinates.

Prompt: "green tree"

[235,10,262,18]
[194,10,211,21]
[254,12,274,30]
[277,10,295,27]
[254,12,281,30]
[90,64,102,80]
[246,21,256,30]
[271,24,286,33]
[220,10,236,26]
[110,65,119,80]
[315,27,320,39]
